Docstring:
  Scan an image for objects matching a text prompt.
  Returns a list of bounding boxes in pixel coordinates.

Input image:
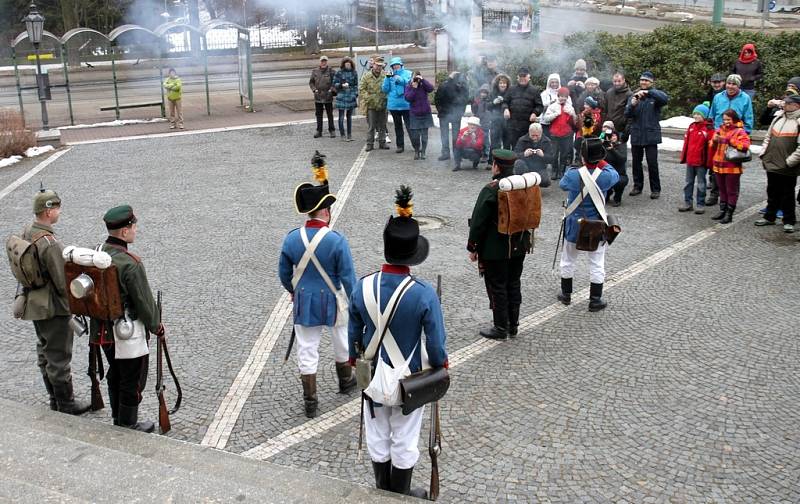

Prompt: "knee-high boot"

[301,374,318,418]
[720,204,735,224]
[372,460,391,490]
[390,465,428,498]
[557,277,573,305]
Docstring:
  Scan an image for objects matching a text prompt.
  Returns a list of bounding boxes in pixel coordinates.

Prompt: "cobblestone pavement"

[1,121,798,502]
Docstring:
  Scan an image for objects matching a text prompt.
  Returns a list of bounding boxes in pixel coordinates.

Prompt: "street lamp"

[348,0,358,57]
[23,3,49,130]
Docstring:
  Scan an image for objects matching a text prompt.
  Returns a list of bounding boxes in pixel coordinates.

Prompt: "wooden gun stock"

[158,393,171,433]
[88,345,104,411]
[428,400,442,501]
[156,290,170,434]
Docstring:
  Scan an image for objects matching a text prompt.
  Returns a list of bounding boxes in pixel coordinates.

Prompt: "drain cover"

[415,215,446,230]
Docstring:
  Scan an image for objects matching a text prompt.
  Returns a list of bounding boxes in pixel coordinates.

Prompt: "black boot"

[108,386,119,426]
[508,304,520,338]
[372,460,392,490]
[720,204,735,224]
[41,373,56,411]
[711,202,727,220]
[54,381,91,416]
[557,277,573,306]
[588,282,607,312]
[480,306,509,340]
[413,149,420,160]
[335,362,357,394]
[390,466,428,498]
[301,374,318,418]
[118,403,155,432]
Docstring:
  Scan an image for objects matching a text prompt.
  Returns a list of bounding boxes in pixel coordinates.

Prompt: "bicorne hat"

[294,151,337,214]
[384,185,429,266]
[581,137,607,164]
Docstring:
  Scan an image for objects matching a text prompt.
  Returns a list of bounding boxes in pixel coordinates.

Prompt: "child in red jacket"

[679,102,714,214]
[453,116,485,171]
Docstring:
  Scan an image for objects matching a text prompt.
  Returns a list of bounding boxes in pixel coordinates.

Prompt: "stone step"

[0,398,409,503]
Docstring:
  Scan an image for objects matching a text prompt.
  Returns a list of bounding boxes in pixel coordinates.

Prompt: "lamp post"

[23,3,48,130]
[348,0,357,57]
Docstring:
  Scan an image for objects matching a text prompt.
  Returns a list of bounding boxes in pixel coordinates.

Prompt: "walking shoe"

[329,131,336,138]
[413,150,420,160]
[472,159,480,169]
[169,124,176,130]
[438,153,450,161]
[694,206,705,214]
[711,202,728,220]
[379,144,390,150]
[784,223,795,233]
[396,147,404,154]
[754,218,776,226]
[347,134,353,142]
[629,188,642,196]
[313,131,323,138]
[758,207,767,214]
[452,163,462,172]
[179,125,184,130]
[420,151,426,160]
[609,199,621,207]
[650,191,660,199]
[365,145,374,152]
[678,203,693,212]
[705,194,718,206]
[480,326,508,340]
[341,134,348,142]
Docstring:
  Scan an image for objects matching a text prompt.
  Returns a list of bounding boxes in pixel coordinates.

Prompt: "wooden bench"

[100,101,162,111]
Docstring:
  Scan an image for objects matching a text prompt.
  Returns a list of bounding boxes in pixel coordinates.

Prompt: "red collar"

[304,219,328,229]
[585,160,608,170]
[381,264,411,275]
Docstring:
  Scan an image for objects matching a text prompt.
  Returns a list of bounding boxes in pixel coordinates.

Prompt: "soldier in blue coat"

[349,186,448,498]
[558,138,620,311]
[279,152,358,418]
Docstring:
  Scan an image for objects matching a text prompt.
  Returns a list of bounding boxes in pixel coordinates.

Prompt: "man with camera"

[513,123,553,187]
[624,71,669,199]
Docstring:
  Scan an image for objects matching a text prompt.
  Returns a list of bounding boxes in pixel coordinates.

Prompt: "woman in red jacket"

[679,103,714,214]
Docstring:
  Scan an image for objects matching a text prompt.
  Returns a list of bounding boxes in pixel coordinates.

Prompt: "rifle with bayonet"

[429,274,444,501]
[155,291,182,434]
[87,341,104,411]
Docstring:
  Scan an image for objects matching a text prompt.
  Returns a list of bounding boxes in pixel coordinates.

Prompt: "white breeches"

[560,241,607,284]
[294,324,350,375]
[364,404,424,469]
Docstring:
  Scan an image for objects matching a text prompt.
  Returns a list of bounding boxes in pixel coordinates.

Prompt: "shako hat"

[383,185,429,266]
[581,137,606,164]
[294,151,337,214]
[104,204,137,229]
[492,149,517,176]
[33,183,61,214]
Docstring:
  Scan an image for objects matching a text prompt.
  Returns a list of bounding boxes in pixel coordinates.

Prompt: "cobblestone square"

[1,121,798,502]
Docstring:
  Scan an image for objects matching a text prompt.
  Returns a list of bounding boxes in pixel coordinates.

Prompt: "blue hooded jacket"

[709,89,754,133]
[381,57,412,111]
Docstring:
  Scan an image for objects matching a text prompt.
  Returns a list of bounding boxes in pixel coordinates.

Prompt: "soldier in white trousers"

[279,152,358,418]
[557,138,620,311]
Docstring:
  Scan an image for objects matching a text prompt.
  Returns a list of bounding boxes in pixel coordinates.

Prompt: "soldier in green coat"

[467,149,532,340]
[89,205,163,432]
[18,189,91,415]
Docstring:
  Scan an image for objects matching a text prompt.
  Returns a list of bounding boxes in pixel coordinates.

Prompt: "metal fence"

[482,9,530,39]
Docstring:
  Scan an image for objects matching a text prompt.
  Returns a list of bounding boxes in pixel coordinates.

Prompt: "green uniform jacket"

[90,239,159,345]
[467,178,531,261]
[21,222,69,320]
[163,76,182,101]
[359,71,387,112]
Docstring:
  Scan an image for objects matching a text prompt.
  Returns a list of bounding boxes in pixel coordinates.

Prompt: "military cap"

[33,189,61,214]
[103,205,138,230]
[492,149,517,175]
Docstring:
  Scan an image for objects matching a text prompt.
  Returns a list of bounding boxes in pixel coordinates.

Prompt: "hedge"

[492,24,800,120]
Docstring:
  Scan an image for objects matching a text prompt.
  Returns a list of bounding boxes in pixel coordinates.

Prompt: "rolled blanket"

[63,246,112,269]
[498,172,541,191]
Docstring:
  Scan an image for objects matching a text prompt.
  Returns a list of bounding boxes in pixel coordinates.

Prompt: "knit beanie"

[726,74,743,86]
[574,59,587,71]
[557,86,570,96]
[692,103,711,119]
[585,77,600,86]
[584,96,598,108]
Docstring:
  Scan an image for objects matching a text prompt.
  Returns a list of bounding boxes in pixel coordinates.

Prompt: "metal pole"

[110,45,121,120]
[34,42,49,130]
[12,48,25,127]
[203,35,210,115]
[246,33,254,111]
[159,65,166,118]
[712,0,723,26]
[61,44,74,126]
[375,1,379,52]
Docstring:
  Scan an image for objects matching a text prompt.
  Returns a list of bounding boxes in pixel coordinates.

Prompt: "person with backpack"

[348,186,447,498]
[467,150,533,340]
[9,188,91,415]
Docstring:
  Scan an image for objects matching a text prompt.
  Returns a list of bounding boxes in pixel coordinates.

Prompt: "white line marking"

[241,202,763,460]
[201,147,371,449]
[0,148,71,202]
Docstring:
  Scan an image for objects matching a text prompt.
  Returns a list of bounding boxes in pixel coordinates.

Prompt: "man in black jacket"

[435,72,470,161]
[605,72,632,142]
[513,123,553,187]
[505,67,544,148]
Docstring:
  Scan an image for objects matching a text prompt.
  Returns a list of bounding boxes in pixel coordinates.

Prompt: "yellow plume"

[312,165,328,183]
[395,203,414,218]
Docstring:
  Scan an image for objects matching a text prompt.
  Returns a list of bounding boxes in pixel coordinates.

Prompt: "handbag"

[399,367,450,415]
[724,145,752,163]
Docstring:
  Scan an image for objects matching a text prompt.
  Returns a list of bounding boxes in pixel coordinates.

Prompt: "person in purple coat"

[404,72,435,160]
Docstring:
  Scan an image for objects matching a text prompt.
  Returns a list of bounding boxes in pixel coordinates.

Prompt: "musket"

[552,200,566,270]
[428,274,443,501]
[156,290,170,433]
[87,341,104,411]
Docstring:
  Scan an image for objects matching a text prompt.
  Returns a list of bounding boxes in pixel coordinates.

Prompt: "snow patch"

[0,156,23,168]
[660,116,695,129]
[57,118,167,130]
[0,144,56,169]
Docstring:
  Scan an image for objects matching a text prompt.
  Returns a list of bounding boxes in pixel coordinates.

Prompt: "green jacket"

[359,70,387,112]
[89,238,159,345]
[760,108,800,176]
[163,76,182,101]
[21,222,69,320]
[467,178,531,261]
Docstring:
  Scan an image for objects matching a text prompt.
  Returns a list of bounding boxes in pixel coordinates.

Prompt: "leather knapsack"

[5,231,52,289]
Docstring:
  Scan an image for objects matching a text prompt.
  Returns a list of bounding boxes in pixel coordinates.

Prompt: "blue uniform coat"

[279,222,357,327]
[560,162,620,244]
[624,88,669,145]
[349,268,447,375]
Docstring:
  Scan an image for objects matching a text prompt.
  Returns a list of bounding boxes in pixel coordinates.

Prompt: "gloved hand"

[493,96,503,105]
[155,323,166,338]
